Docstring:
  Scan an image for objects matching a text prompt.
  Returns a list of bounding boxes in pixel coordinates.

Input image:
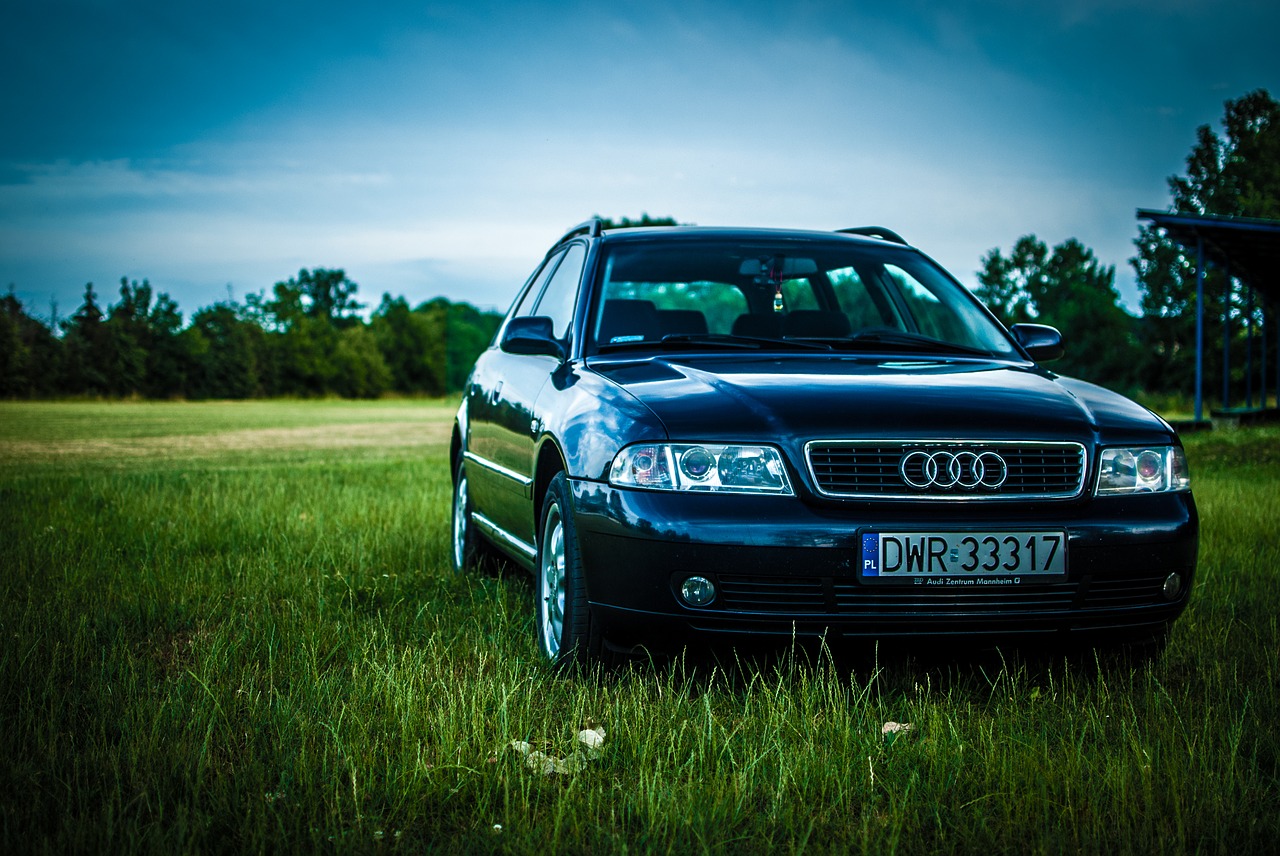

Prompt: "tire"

[536,472,603,668]
[451,456,481,573]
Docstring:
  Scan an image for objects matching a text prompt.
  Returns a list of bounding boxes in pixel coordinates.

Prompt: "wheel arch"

[450,425,463,484]
[450,396,469,486]
[533,439,568,533]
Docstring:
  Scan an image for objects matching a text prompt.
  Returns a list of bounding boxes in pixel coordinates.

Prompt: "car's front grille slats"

[806,440,1086,500]
[717,576,826,610]
[1085,574,1168,608]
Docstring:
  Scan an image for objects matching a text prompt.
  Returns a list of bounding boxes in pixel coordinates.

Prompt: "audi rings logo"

[900,450,1009,491]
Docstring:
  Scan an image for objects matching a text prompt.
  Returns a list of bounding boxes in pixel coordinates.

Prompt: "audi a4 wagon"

[450,220,1197,666]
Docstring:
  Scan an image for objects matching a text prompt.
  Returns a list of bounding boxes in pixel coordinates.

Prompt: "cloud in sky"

[2,0,1277,320]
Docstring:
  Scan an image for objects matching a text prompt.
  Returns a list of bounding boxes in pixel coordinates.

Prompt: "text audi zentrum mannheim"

[450,220,1197,666]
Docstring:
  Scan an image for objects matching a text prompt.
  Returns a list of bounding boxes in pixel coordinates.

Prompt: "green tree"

[184,302,265,399]
[370,294,447,395]
[976,236,1041,327]
[252,269,370,395]
[0,288,61,397]
[979,236,1141,391]
[595,213,681,229]
[103,277,190,397]
[60,283,109,395]
[333,325,392,398]
[278,268,364,328]
[1133,88,1280,396]
[436,299,502,393]
[0,291,31,397]
[144,291,187,397]
[101,278,153,396]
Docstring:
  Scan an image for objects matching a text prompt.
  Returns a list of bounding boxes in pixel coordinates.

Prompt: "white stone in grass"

[577,728,606,759]
[524,750,558,775]
[881,721,913,745]
[509,731,604,775]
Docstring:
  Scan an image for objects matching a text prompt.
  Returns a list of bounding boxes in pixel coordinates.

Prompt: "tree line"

[979,89,1277,400]
[2,91,1276,402]
[0,269,501,399]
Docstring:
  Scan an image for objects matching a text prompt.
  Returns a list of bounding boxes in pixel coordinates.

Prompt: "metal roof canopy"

[1136,209,1280,423]
[1137,209,1280,299]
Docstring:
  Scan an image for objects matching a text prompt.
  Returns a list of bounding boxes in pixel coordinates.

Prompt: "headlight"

[609,443,793,494]
[1096,446,1190,495]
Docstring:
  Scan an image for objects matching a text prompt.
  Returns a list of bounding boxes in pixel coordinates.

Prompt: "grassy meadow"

[1,400,1277,854]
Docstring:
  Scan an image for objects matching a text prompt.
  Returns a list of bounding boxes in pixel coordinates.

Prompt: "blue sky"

[2,0,1277,322]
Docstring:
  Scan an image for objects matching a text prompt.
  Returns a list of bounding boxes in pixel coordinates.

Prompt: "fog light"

[1161,573,1183,600]
[680,576,716,606]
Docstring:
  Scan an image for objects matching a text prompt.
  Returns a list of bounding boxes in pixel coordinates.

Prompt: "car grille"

[805,441,1086,500]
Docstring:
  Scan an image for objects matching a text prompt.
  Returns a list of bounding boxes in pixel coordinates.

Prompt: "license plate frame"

[858,530,1068,586]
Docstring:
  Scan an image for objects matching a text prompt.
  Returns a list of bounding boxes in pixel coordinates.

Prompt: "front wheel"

[536,472,603,667]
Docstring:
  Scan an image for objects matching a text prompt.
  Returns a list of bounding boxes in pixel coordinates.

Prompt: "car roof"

[550,220,913,252]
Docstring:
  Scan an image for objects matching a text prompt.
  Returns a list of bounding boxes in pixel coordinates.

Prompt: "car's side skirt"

[472,511,537,569]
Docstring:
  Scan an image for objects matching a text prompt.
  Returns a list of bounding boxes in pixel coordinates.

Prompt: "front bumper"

[569,479,1198,648]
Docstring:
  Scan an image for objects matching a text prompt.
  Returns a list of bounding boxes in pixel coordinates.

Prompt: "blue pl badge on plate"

[861,533,879,577]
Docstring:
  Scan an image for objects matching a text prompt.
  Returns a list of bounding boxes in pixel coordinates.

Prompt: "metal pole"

[1195,236,1205,423]
[1262,301,1269,409]
[1223,268,1231,411]
[1246,283,1255,409]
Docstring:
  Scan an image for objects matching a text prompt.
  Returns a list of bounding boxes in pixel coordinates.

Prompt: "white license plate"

[860,531,1067,585]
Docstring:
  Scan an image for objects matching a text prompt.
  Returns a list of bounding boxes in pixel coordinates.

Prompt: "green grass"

[1,401,1277,854]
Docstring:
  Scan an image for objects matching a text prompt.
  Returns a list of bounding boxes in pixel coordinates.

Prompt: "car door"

[465,250,560,548]
[468,242,587,551]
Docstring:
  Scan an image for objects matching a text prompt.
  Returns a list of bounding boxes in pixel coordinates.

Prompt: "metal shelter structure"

[1136,209,1280,423]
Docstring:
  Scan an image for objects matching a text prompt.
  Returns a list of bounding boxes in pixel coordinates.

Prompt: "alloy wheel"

[539,503,567,659]
[452,471,469,571]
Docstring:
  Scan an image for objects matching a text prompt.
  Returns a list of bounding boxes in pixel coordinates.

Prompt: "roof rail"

[836,226,908,245]
[554,218,604,246]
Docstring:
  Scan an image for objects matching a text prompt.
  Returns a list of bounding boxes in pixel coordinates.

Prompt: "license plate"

[859,531,1067,585]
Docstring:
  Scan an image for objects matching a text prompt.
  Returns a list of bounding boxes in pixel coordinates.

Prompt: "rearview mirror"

[1010,323,1064,362]
[738,257,818,277]
[501,316,565,360]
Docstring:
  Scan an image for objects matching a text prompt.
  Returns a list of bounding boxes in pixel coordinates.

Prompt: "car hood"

[587,354,1174,445]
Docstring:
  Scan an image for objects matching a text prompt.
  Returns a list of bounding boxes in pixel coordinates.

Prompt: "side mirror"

[1010,323,1064,362]
[501,316,565,360]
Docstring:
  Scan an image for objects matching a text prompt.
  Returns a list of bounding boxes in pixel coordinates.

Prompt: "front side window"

[532,243,587,340]
[510,249,564,321]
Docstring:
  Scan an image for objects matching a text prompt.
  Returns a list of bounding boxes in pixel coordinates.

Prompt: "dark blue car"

[450,221,1197,666]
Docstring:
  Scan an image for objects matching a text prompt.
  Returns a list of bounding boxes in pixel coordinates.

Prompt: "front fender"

[535,363,667,481]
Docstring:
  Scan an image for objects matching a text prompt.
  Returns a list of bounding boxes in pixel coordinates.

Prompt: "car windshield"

[587,239,1017,357]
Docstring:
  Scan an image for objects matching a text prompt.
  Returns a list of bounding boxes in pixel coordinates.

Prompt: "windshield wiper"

[830,330,993,356]
[596,334,831,353]
[661,333,832,351]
